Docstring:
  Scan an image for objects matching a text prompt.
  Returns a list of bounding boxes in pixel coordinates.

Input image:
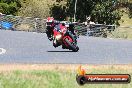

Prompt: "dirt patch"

[0,64,132,72]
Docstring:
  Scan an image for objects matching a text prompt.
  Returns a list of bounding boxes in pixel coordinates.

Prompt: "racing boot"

[53,39,58,48]
[48,36,53,41]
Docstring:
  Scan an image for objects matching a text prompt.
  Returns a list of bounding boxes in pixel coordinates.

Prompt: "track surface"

[0,30,132,64]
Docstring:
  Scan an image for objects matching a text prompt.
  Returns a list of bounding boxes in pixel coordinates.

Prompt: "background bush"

[0,0,131,25]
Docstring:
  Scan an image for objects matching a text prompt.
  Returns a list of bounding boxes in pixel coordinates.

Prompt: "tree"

[0,0,21,15]
[67,0,95,22]
[91,1,122,25]
[49,3,67,21]
[18,0,50,18]
[66,0,122,24]
[128,3,132,18]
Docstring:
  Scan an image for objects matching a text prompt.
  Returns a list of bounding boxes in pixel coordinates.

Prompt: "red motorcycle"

[52,24,79,52]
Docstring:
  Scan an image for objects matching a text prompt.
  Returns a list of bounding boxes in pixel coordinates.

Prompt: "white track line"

[0,48,6,55]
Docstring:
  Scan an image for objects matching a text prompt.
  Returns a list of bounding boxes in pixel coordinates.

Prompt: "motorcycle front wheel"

[65,38,79,52]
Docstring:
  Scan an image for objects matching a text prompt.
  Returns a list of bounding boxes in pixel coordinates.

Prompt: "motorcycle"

[52,24,79,52]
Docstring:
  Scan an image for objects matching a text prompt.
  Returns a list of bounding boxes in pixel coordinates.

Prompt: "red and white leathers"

[46,17,60,41]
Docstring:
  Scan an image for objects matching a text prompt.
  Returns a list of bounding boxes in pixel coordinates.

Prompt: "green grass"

[0,67,131,88]
[108,27,132,39]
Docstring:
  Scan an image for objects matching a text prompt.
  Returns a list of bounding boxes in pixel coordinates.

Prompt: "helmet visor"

[46,22,53,26]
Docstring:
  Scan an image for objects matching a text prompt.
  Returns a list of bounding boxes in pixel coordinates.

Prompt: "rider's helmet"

[46,17,55,27]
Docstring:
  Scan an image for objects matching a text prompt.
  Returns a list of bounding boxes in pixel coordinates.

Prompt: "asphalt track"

[0,30,132,64]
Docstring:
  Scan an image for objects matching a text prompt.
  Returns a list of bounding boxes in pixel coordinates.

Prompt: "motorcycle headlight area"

[62,28,67,34]
[56,34,62,40]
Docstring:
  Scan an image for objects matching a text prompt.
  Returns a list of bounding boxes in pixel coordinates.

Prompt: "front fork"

[53,36,57,47]
[53,36,61,47]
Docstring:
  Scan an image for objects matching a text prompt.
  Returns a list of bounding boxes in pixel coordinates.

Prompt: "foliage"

[65,0,123,24]
[18,0,51,18]
[67,0,95,22]
[49,3,67,21]
[128,3,132,18]
[116,1,132,19]
[0,0,21,15]
[91,1,122,25]
[0,0,131,25]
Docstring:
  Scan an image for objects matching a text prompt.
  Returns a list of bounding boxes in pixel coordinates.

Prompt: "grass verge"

[108,12,132,39]
[0,64,131,88]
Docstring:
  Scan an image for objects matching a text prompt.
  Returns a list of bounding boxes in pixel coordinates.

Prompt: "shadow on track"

[47,50,74,52]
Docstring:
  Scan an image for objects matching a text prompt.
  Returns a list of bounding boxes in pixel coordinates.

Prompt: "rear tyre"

[65,38,79,52]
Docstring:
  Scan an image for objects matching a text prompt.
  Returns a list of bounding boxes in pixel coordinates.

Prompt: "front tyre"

[65,38,79,52]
